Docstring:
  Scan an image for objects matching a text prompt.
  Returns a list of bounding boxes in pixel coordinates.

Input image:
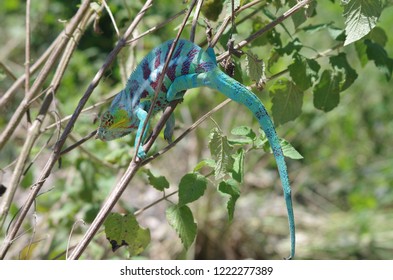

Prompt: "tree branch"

[0,0,153,259]
[0,0,92,150]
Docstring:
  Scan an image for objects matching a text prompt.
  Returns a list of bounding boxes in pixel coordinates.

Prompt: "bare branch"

[102,0,120,37]
[25,0,31,123]
[0,0,95,259]
[127,9,186,44]
[0,0,93,150]
[190,0,204,43]
[0,3,96,232]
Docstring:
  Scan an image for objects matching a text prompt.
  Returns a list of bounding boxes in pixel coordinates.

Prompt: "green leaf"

[365,39,393,80]
[231,148,245,183]
[343,0,382,46]
[218,179,240,221]
[231,126,256,139]
[257,130,302,160]
[270,78,303,125]
[275,38,303,55]
[145,169,170,191]
[201,0,224,21]
[313,69,342,112]
[280,139,303,160]
[229,126,256,145]
[166,205,197,250]
[104,213,150,256]
[228,138,254,145]
[288,54,320,90]
[209,127,234,179]
[268,49,280,70]
[355,40,368,67]
[245,51,266,90]
[289,0,317,28]
[368,26,388,46]
[288,0,316,29]
[193,159,216,172]
[329,53,358,91]
[327,26,346,41]
[225,0,240,15]
[302,22,333,33]
[178,173,207,206]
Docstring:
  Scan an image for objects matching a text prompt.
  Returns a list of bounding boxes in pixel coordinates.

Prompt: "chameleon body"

[97,39,295,259]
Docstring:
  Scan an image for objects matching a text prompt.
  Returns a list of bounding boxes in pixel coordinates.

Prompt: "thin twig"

[25,0,31,124]
[190,0,204,43]
[43,90,117,132]
[126,9,186,44]
[60,130,97,156]
[66,219,85,260]
[0,61,18,81]
[134,191,178,216]
[102,0,120,37]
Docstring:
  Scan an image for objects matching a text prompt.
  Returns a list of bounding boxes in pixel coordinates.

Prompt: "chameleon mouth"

[95,130,107,141]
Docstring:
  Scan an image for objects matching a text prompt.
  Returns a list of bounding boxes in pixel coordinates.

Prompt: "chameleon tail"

[208,69,296,259]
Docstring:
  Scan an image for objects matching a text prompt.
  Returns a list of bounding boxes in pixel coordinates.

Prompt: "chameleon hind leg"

[167,73,209,102]
[164,113,175,143]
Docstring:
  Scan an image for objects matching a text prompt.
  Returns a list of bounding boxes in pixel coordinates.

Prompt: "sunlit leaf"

[343,0,382,46]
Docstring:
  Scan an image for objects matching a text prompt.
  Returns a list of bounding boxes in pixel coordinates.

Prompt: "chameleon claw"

[137,147,147,159]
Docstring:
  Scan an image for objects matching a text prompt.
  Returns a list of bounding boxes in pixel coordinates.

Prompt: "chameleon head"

[96,109,137,141]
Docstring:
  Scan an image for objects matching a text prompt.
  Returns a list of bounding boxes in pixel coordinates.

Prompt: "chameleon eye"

[101,111,114,128]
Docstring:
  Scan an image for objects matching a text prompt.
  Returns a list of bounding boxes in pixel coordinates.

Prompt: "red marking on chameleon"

[142,59,151,80]
[172,40,184,60]
[150,79,168,93]
[167,63,177,81]
[181,47,198,75]
[141,90,149,99]
[196,62,212,72]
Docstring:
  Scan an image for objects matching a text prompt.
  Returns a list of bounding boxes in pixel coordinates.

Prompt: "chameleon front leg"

[134,107,150,159]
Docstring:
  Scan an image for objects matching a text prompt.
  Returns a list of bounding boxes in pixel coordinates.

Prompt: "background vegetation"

[1,0,393,259]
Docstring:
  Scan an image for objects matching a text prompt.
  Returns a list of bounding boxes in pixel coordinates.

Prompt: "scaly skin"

[97,39,296,259]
